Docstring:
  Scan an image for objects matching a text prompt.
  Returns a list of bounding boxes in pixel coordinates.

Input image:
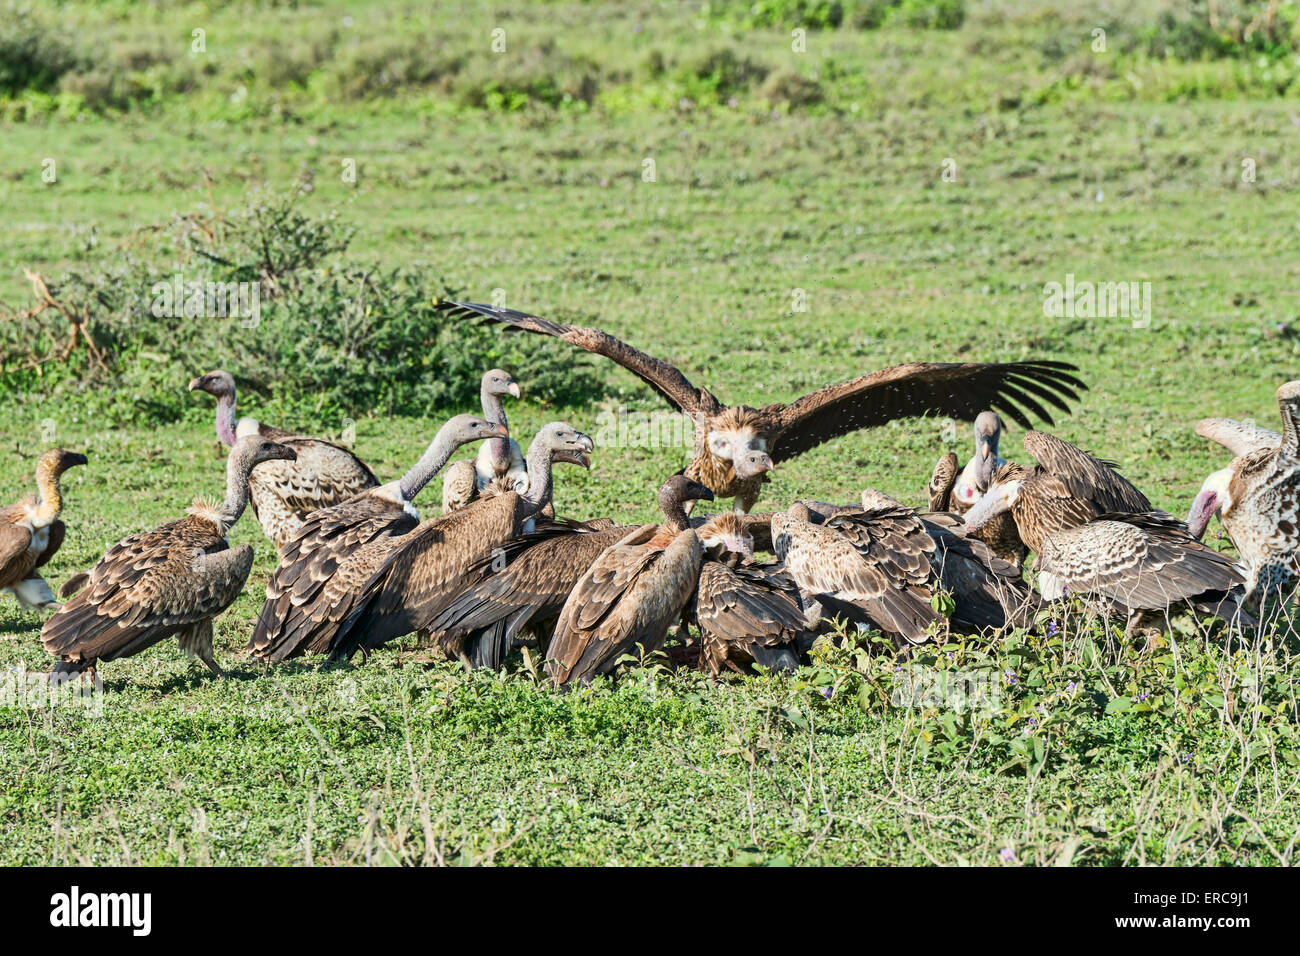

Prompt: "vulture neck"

[521,438,557,511]
[217,452,257,529]
[215,391,239,447]
[32,467,64,527]
[658,487,691,533]
[397,425,465,502]
[1281,403,1300,459]
[481,386,511,468]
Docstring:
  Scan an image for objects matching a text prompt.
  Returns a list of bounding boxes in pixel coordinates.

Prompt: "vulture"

[0,449,87,610]
[247,414,508,662]
[692,512,808,676]
[437,300,1085,512]
[326,422,596,665]
[929,411,1026,567]
[428,517,634,671]
[771,499,944,646]
[42,435,297,681]
[189,370,379,548]
[963,431,1248,630]
[545,475,712,687]
[441,368,525,513]
[1188,382,1300,605]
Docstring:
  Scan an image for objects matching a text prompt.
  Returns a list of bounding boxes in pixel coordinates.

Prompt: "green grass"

[3,0,1300,865]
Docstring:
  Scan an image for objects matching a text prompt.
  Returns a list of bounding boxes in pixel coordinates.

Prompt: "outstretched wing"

[757,361,1085,463]
[1023,430,1151,514]
[1196,418,1280,458]
[437,301,713,416]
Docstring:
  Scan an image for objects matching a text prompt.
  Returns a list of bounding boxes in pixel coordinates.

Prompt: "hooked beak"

[66,452,89,469]
[1187,489,1219,540]
[490,423,510,439]
[555,448,591,470]
[695,485,716,502]
[188,376,204,392]
[578,432,595,452]
[507,382,521,399]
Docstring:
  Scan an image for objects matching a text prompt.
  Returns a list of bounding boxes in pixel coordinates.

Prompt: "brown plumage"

[546,476,713,687]
[0,449,86,610]
[42,436,296,681]
[1189,382,1300,604]
[928,412,1026,567]
[439,300,1085,512]
[919,511,1040,634]
[247,414,508,662]
[428,519,634,670]
[965,431,1246,625]
[693,512,807,675]
[327,423,596,665]
[189,370,380,548]
[772,500,943,646]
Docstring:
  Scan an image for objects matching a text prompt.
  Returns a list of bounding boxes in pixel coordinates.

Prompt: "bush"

[0,185,603,427]
[0,10,85,95]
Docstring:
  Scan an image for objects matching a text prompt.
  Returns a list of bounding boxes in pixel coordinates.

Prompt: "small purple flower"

[821,687,832,700]
[1000,848,1015,862]
[1005,670,1018,686]
[1047,620,1059,635]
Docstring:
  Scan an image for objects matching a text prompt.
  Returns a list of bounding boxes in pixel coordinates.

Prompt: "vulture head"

[234,435,298,471]
[444,413,510,445]
[530,422,594,460]
[698,511,755,562]
[483,368,522,401]
[37,448,88,481]
[1187,468,1234,540]
[660,475,715,517]
[706,408,774,479]
[963,462,1031,535]
[189,369,236,399]
[971,411,1004,490]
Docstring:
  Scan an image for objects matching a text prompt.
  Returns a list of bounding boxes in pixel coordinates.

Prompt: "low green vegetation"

[2,0,1300,865]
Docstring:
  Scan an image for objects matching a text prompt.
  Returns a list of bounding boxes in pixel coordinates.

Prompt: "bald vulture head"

[528,421,594,462]
[971,411,1004,490]
[232,434,298,472]
[189,369,237,399]
[36,448,88,482]
[1187,467,1233,540]
[482,368,522,401]
[659,475,715,518]
[963,462,1031,535]
[698,511,755,562]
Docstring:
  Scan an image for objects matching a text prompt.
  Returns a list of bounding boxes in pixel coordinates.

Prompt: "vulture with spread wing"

[1188,382,1300,605]
[0,449,86,610]
[437,300,1085,512]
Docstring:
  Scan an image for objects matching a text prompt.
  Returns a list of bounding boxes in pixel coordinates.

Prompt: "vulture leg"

[180,620,224,677]
[11,574,60,610]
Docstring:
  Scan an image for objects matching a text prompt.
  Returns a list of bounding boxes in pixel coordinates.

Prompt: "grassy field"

[3,0,1300,865]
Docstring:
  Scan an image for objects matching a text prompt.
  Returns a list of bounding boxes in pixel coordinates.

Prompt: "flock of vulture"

[4,300,1299,689]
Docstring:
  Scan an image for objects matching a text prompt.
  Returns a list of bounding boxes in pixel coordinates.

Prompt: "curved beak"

[695,484,716,502]
[67,452,89,469]
[507,382,522,399]
[188,376,204,392]
[1187,490,1219,540]
[555,448,591,470]
[490,423,510,439]
[578,432,595,452]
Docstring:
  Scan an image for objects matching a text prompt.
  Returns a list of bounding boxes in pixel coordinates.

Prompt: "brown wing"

[248,490,416,660]
[771,511,940,643]
[921,512,1038,632]
[1037,513,1244,612]
[437,301,715,416]
[695,561,806,675]
[247,436,379,546]
[1196,418,1280,458]
[42,518,250,665]
[0,512,34,588]
[928,452,959,511]
[758,361,1084,463]
[545,525,681,685]
[1023,430,1151,514]
[32,519,65,570]
[327,493,524,661]
[429,523,633,668]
